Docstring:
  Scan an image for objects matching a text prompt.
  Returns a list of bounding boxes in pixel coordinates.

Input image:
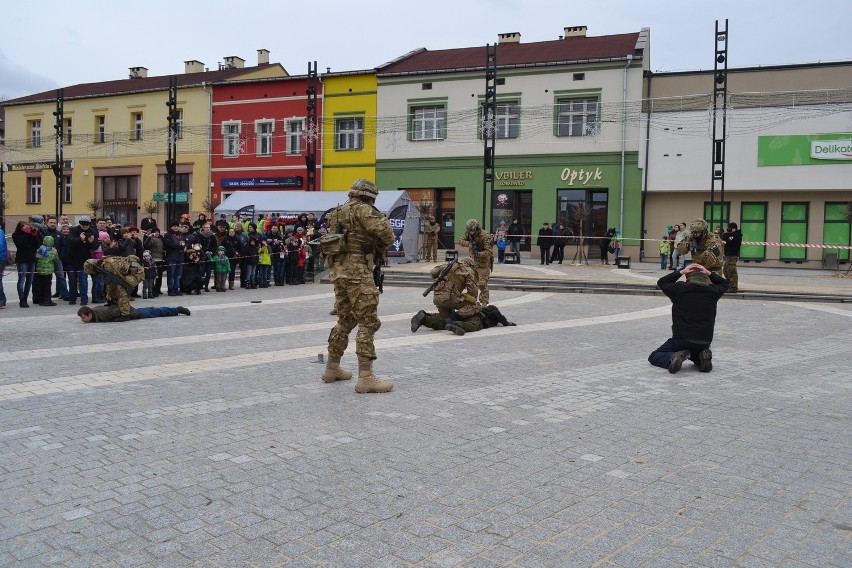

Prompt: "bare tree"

[84,199,101,218]
[143,200,160,215]
[569,203,591,265]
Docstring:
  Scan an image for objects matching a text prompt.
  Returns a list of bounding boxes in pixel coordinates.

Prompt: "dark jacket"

[657,271,728,343]
[63,224,100,266]
[12,223,41,264]
[723,229,742,257]
[536,226,553,247]
[552,226,571,246]
[163,230,186,263]
[507,222,523,243]
[599,234,612,251]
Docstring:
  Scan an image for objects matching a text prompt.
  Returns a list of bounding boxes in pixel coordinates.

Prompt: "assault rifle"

[90,262,134,291]
[422,259,456,297]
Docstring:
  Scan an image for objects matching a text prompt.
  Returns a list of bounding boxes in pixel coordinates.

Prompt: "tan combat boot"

[354,361,393,394]
[321,355,352,383]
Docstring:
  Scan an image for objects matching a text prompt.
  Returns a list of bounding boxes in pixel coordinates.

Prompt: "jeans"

[138,306,179,318]
[258,264,271,286]
[273,258,286,283]
[91,276,105,303]
[672,249,687,270]
[509,241,521,255]
[228,258,237,283]
[660,254,668,269]
[167,261,184,294]
[0,261,7,305]
[550,245,564,264]
[17,262,35,302]
[648,337,710,369]
[65,263,88,302]
[244,264,257,285]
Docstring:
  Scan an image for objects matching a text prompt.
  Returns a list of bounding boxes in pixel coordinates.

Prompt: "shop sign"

[221,176,304,188]
[496,170,533,186]
[6,160,73,171]
[811,139,852,160]
[560,166,603,186]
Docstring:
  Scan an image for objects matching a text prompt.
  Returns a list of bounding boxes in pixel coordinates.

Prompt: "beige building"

[641,61,852,268]
[2,52,285,229]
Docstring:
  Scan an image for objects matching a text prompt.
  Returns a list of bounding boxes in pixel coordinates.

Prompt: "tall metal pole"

[482,44,497,230]
[710,20,729,228]
[52,88,65,219]
[166,76,178,223]
[305,61,318,191]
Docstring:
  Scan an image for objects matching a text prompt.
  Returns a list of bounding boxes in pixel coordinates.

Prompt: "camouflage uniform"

[412,259,480,332]
[458,219,494,305]
[423,219,441,262]
[84,255,144,316]
[322,179,395,393]
[445,305,517,335]
[676,219,725,275]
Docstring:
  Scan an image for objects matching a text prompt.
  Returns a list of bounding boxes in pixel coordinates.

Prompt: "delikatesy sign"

[811,139,852,160]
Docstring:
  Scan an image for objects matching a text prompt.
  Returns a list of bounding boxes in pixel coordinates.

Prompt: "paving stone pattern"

[0,277,850,567]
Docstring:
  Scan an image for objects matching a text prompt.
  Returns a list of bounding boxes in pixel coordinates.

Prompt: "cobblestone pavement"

[0,280,850,567]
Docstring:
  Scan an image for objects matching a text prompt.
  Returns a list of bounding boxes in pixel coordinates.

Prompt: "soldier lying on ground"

[77,304,191,323]
[412,304,516,335]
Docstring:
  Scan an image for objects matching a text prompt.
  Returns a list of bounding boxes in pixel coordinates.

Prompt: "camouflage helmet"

[83,258,100,276]
[689,218,709,235]
[465,219,480,232]
[460,257,476,268]
[349,178,379,199]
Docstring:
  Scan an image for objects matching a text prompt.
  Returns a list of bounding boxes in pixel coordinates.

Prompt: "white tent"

[214,190,419,264]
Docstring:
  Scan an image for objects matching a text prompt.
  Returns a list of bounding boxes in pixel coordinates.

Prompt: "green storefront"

[378,152,642,255]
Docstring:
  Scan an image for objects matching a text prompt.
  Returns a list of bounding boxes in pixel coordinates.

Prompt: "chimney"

[128,66,148,79]
[257,49,270,65]
[498,32,521,45]
[184,60,205,74]
[223,56,246,69]
[563,25,587,38]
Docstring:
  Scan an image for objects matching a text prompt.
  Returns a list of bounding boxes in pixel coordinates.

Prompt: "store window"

[703,202,730,233]
[780,202,809,261]
[824,203,850,262]
[557,189,608,254]
[739,202,767,260]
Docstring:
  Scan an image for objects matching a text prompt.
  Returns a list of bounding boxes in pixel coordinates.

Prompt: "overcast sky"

[1,0,849,100]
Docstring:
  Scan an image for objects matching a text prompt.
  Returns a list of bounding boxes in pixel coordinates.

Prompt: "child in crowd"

[257,236,271,288]
[243,236,260,289]
[35,236,59,306]
[212,246,231,292]
[141,251,157,299]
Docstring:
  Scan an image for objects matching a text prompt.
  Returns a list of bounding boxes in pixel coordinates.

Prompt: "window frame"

[739,202,767,260]
[62,174,73,204]
[477,94,521,140]
[222,120,242,157]
[334,116,364,151]
[408,100,447,141]
[95,115,106,144]
[823,202,850,262]
[255,119,274,157]
[285,118,304,155]
[30,119,42,148]
[27,176,42,204]
[554,89,601,138]
[63,118,73,145]
[133,112,143,141]
[779,202,809,261]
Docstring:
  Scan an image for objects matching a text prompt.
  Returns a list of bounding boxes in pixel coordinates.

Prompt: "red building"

[210,74,323,210]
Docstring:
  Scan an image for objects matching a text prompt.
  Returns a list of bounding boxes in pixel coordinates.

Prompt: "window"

[493,102,519,139]
[286,119,303,155]
[740,202,767,260]
[28,177,42,204]
[573,73,585,81]
[102,175,139,200]
[133,112,143,140]
[176,109,184,139]
[556,189,608,240]
[421,83,432,90]
[256,120,274,156]
[335,117,363,150]
[222,121,241,157]
[95,115,106,143]
[64,118,73,145]
[780,202,809,261]
[824,203,850,262]
[556,98,598,137]
[30,120,42,147]
[411,106,446,141]
[62,175,73,203]
[703,202,730,232]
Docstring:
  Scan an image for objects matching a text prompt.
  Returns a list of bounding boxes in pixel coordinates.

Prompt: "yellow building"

[320,71,378,191]
[2,53,285,228]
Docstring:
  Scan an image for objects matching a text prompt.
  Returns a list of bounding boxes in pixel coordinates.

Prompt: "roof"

[3,64,286,106]
[378,32,643,76]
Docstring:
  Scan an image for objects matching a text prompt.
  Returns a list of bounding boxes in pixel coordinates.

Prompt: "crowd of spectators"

[1,211,324,309]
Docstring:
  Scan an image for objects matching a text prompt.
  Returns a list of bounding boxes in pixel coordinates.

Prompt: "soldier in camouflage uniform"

[83,254,144,317]
[423,217,441,262]
[676,219,725,275]
[411,258,481,333]
[458,219,494,305]
[321,179,395,393]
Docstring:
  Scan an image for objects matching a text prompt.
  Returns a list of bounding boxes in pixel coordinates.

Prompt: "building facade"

[375,26,649,254]
[2,51,285,228]
[642,62,852,267]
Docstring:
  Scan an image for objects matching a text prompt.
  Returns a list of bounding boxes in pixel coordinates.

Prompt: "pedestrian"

[12,219,42,307]
[722,222,742,292]
[211,246,231,292]
[141,251,156,299]
[35,235,59,306]
[77,304,190,323]
[507,219,523,261]
[320,178,395,393]
[537,222,553,264]
[648,263,728,373]
[658,235,671,269]
[550,223,570,264]
[0,223,7,308]
[598,228,613,265]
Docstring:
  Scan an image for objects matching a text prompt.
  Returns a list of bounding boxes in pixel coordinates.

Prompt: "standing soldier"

[459,219,494,305]
[423,216,441,262]
[320,179,395,393]
[676,219,724,275]
[722,222,742,292]
[411,258,480,333]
